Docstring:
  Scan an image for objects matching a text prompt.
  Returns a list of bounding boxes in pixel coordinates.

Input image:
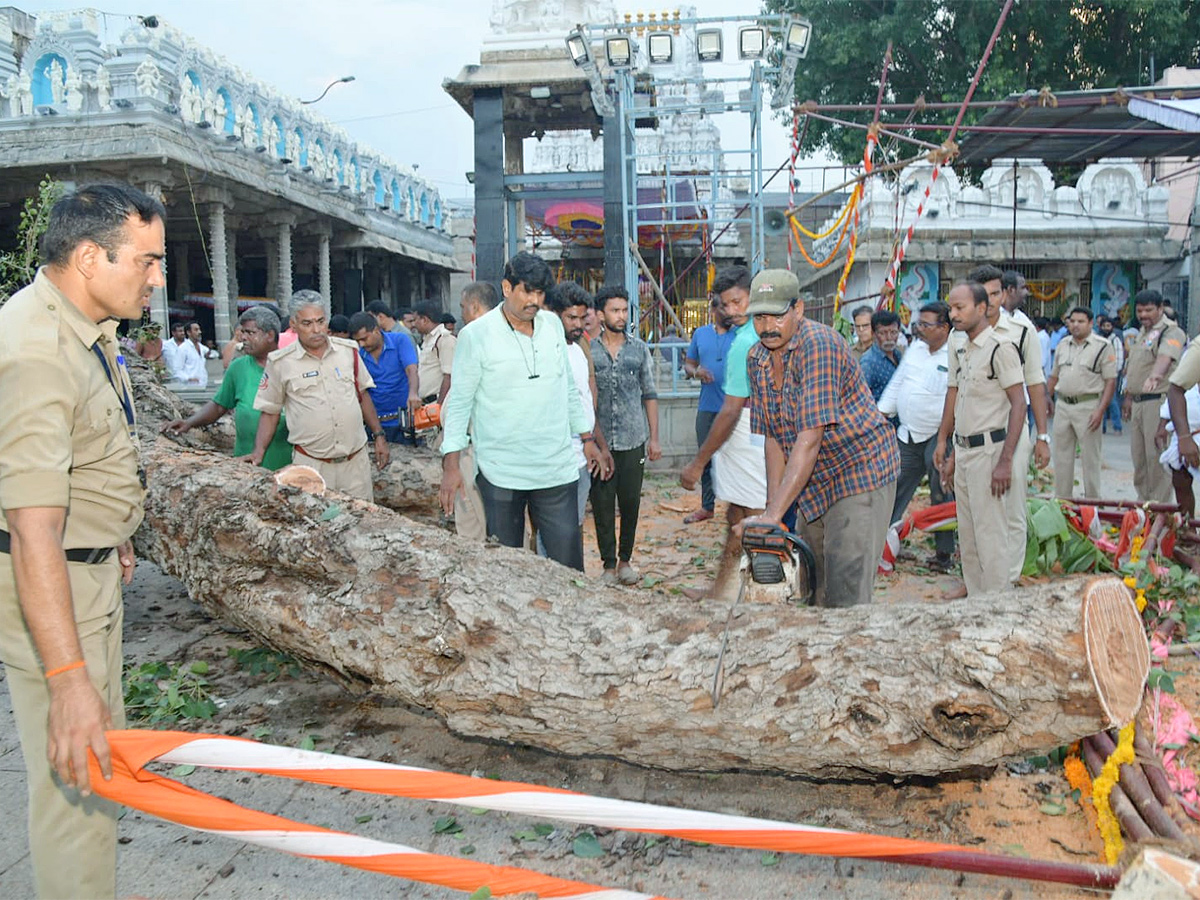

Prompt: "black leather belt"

[1058,393,1100,405]
[1131,393,1164,402]
[954,428,1007,449]
[0,529,114,564]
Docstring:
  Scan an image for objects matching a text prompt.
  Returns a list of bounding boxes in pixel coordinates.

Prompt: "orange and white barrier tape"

[91,730,1119,894]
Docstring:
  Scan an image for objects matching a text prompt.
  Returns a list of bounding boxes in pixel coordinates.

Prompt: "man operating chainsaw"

[738,270,900,607]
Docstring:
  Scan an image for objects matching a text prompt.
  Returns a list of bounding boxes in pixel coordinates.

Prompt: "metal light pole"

[301,75,355,105]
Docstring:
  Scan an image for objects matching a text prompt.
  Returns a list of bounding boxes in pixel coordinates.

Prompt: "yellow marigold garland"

[1063,744,1102,857]
[1123,575,1147,612]
[1092,723,1136,865]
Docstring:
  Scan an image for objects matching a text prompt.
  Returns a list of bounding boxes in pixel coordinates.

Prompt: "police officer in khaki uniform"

[251,290,389,501]
[0,183,165,899]
[1047,306,1118,498]
[1122,288,1187,502]
[970,265,1049,584]
[1168,336,1200,472]
[934,283,1027,597]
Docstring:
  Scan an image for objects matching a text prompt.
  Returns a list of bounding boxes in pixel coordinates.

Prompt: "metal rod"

[869,850,1120,890]
[800,110,941,150]
[794,87,1200,114]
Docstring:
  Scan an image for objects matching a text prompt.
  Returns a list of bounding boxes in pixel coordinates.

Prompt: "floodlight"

[647,32,674,64]
[566,32,590,66]
[696,29,722,62]
[784,18,812,58]
[738,26,766,60]
[605,35,633,68]
[530,85,551,99]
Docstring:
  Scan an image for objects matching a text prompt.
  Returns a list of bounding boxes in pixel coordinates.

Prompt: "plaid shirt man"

[748,317,900,523]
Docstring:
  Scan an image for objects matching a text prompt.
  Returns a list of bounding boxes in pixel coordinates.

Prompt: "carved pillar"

[225,219,239,324]
[142,182,170,327]
[276,221,293,306]
[317,230,331,304]
[265,236,278,304]
[208,202,231,343]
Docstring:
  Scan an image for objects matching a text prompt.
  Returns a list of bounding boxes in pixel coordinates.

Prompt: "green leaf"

[470,807,489,816]
[533,823,554,836]
[319,503,342,521]
[512,829,542,842]
[460,844,476,855]
[189,660,209,675]
[760,851,780,866]
[434,816,463,835]
[170,764,196,777]
[1039,801,1067,816]
[355,813,373,824]
[572,578,587,587]
[572,832,605,858]
[468,888,492,900]
[300,735,316,751]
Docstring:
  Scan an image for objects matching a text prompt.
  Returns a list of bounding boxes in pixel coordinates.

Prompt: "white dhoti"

[712,407,767,509]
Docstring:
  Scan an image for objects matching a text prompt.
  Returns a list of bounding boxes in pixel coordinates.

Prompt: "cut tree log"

[131,436,1152,780]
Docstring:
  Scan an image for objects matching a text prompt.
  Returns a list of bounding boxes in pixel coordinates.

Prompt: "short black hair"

[1067,305,1093,321]
[1001,270,1024,290]
[395,306,414,318]
[42,182,166,266]
[712,265,751,296]
[461,281,499,310]
[328,313,350,334]
[851,305,874,323]
[440,313,456,325]
[968,264,1004,285]
[871,310,900,331]
[1135,288,1163,307]
[962,282,989,306]
[918,301,950,326]
[348,311,379,335]
[502,251,553,293]
[545,281,594,313]
[594,285,629,311]
[170,321,185,332]
[365,300,394,318]
[415,301,442,321]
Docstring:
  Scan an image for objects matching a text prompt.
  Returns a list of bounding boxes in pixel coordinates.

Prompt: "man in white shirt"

[878,301,955,571]
[171,321,215,387]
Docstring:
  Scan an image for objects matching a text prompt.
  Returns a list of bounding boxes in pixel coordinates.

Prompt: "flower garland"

[1092,722,1136,865]
[1123,575,1148,613]
[1063,744,1100,856]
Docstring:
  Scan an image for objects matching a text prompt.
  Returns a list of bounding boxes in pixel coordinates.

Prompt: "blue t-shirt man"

[686,323,736,413]
[358,330,419,441]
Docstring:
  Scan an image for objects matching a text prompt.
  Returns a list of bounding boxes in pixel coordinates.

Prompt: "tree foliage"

[769,0,1200,163]
[0,175,62,305]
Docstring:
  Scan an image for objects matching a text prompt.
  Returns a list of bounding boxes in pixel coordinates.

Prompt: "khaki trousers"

[1130,397,1172,503]
[0,554,125,899]
[306,447,374,502]
[1005,428,1032,584]
[795,480,896,607]
[454,443,487,542]
[955,440,1020,596]
[1052,399,1103,499]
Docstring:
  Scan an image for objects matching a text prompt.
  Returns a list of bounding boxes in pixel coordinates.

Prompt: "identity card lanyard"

[91,341,137,443]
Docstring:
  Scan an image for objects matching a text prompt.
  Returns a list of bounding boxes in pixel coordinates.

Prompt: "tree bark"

[132,439,1151,780]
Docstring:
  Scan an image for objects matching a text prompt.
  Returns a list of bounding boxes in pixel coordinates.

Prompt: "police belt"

[0,529,114,564]
[954,428,1007,450]
[1057,392,1101,405]
[295,444,365,465]
[1131,392,1165,402]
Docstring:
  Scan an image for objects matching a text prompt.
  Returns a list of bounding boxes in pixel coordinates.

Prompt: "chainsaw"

[712,522,816,707]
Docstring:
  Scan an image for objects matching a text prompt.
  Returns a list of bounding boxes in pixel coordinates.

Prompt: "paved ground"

[0,428,1147,899]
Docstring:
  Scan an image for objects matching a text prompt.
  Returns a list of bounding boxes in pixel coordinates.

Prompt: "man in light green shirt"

[439,253,601,570]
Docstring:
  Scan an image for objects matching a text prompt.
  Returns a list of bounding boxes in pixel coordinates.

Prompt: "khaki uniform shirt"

[993,312,1045,387]
[1051,333,1117,397]
[1169,336,1200,392]
[1126,317,1186,395]
[255,336,374,459]
[948,326,1024,436]
[417,323,456,399]
[0,270,143,548]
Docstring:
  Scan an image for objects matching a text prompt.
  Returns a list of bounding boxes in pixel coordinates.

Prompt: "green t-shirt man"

[213,355,292,470]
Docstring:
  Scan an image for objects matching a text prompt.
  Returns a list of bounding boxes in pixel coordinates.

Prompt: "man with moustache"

[739,270,899,607]
[680,265,768,600]
[934,283,1027,596]
[251,290,390,502]
[348,310,421,445]
[0,183,165,898]
[1123,289,1187,502]
[439,252,602,570]
[161,306,292,470]
[173,321,217,387]
[591,285,661,584]
[859,309,903,401]
[849,305,874,361]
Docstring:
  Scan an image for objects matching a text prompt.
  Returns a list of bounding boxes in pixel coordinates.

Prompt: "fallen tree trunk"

[132,441,1151,779]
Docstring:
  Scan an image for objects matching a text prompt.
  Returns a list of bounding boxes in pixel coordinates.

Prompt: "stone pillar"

[142,182,170,328]
[208,202,231,343]
[265,236,278,304]
[472,87,504,284]
[225,220,239,324]
[276,221,293,306]
[317,230,331,304]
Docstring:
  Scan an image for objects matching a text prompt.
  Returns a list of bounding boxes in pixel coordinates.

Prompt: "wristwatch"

[372,430,386,440]
[1036,433,1050,443]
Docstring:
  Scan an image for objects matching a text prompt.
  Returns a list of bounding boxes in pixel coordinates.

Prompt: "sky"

[25,0,837,202]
